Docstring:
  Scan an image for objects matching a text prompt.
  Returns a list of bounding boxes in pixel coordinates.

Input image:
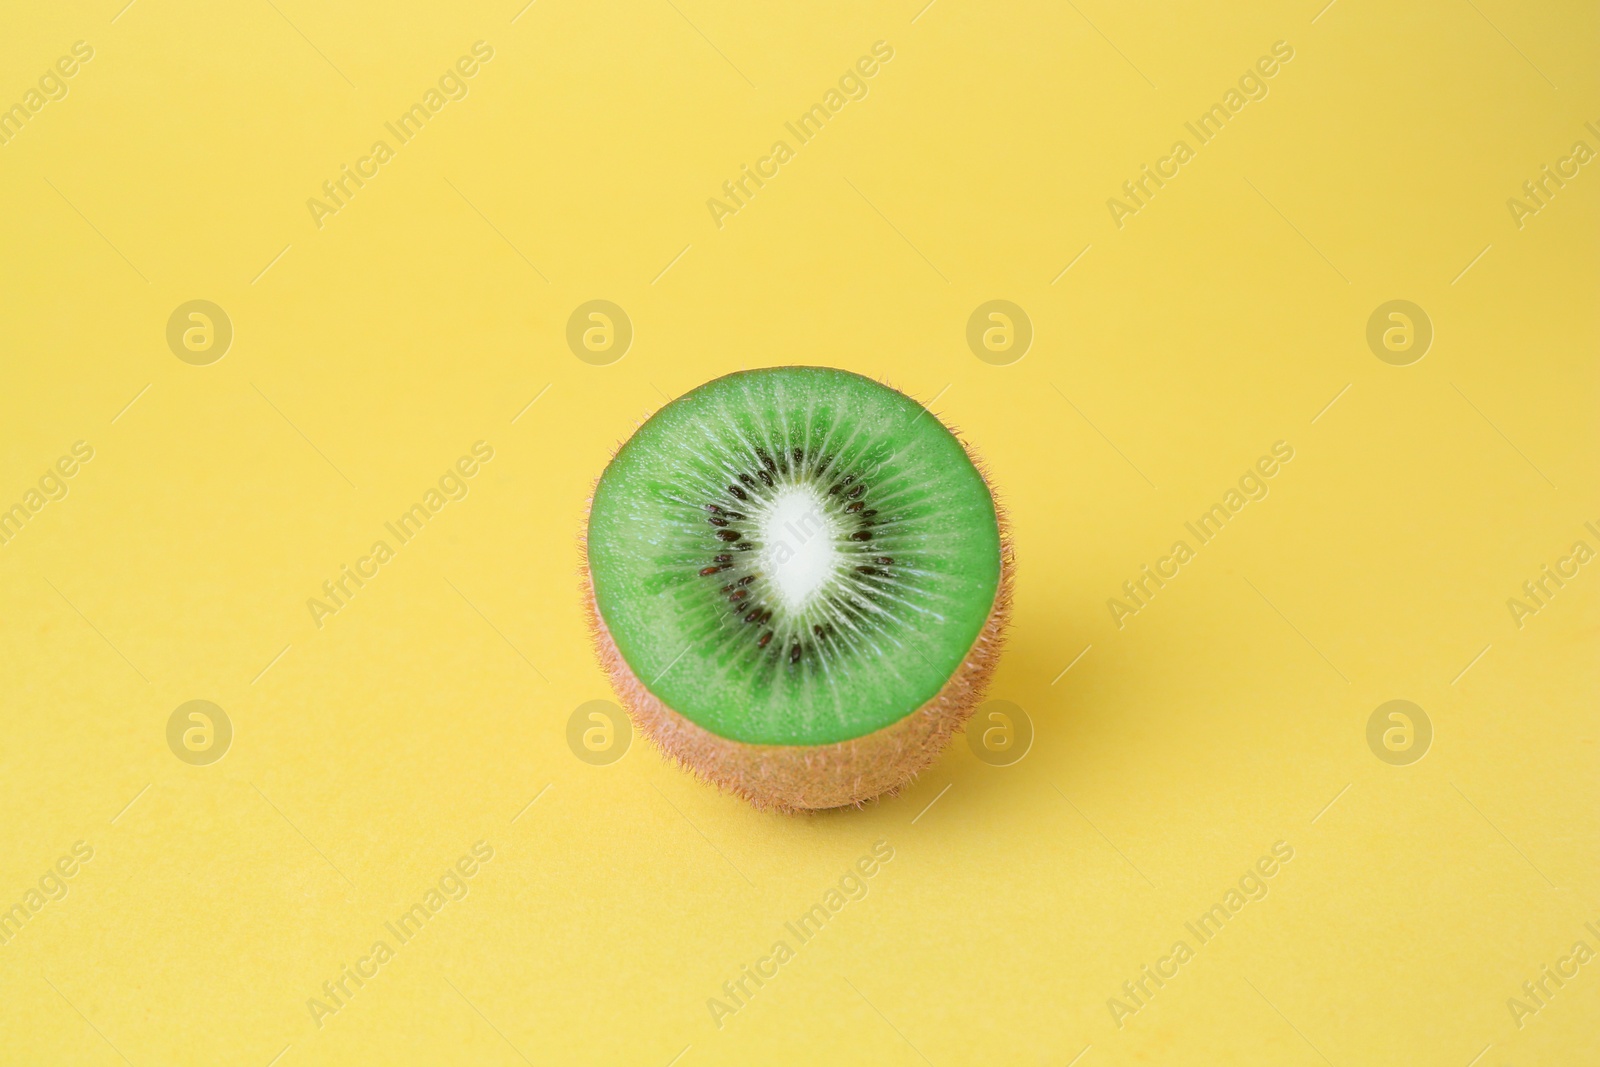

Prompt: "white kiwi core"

[757,484,840,612]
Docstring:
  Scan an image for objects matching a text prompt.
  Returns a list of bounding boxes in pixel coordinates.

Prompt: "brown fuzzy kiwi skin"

[579,386,1014,814]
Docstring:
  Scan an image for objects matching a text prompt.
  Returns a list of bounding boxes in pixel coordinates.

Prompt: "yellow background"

[2,1,1596,1064]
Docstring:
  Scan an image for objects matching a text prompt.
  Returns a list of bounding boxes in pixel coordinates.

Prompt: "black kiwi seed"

[706,504,724,514]
[744,609,762,623]
[875,556,894,565]
[758,469,773,487]
[729,589,747,601]
[716,529,741,542]
[845,501,864,513]
[713,553,732,563]
[735,541,755,551]
[757,631,772,648]
[728,484,747,500]
[849,531,871,542]
[737,575,756,586]
[699,566,722,576]
[708,516,728,527]
[789,643,801,665]
[812,624,825,638]
[723,512,745,521]
[848,484,866,499]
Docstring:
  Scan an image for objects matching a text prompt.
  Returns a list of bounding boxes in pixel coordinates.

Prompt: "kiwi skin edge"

[580,424,1014,814]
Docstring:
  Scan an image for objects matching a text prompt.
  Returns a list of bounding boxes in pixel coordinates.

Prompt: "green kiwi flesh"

[586,367,1003,751]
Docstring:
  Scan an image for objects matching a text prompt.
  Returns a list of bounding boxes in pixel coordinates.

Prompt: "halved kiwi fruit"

[582,366,1012,812]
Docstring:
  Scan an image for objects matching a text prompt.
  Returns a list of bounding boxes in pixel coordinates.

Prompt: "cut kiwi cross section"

[583,366,1012,811]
